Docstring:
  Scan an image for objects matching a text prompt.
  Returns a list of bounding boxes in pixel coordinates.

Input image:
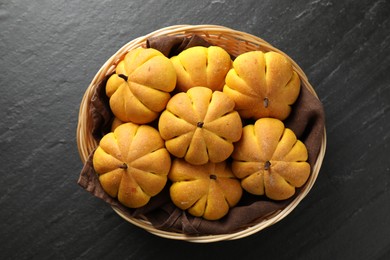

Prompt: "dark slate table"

[1,0,389,259]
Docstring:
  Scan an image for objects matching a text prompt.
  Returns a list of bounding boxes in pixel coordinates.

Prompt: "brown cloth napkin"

[78,34,325,235]
[146,34,212,57]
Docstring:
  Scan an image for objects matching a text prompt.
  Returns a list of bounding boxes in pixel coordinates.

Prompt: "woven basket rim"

[76,24,327,243]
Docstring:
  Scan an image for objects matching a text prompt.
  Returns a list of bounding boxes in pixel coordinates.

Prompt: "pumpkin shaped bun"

[170,46,232,92]
[223,51,300,120]
[158,86,242,165]
[169,159,242,220]
[106,48,176,124]
[232,118,310,200]
[93,122,171,208]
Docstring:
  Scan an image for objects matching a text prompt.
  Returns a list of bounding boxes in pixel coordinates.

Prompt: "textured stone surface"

[0,0,389,259]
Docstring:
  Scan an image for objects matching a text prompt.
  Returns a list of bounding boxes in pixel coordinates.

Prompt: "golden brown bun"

[93,122,171,208]
[223,51,300,120]
[232,118,310,200]
[169,159,242,220]
[106,48,176,124]
[171,46,232,92]
[111,117,124,131]
[158,86,242,165]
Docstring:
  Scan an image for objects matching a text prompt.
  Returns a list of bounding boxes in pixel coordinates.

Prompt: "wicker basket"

[77,24,327,243]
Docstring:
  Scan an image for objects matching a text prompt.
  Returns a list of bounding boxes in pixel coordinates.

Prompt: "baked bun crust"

[171,46,232,92]
[106,48,176,124]
[169,159,242,220]
[93,123,171,208]
[223,51,300,120]
[158,86,242,165]
[232,118,310,200]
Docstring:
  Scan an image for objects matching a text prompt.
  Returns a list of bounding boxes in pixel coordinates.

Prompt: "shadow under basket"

[76,24,327,243]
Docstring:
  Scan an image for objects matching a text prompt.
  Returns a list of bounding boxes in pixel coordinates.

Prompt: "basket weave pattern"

[77,24,326,242]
